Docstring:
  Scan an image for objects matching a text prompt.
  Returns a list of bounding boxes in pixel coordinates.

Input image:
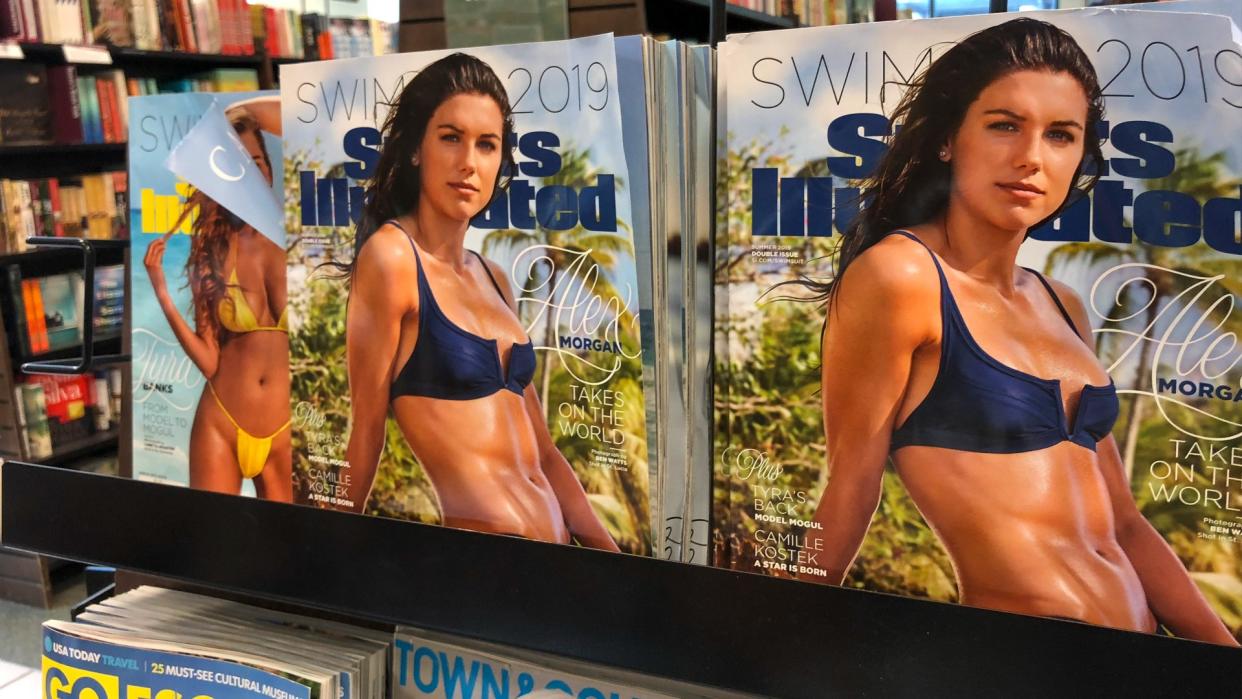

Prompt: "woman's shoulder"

[840,230,942,300]
[355,222,417,274]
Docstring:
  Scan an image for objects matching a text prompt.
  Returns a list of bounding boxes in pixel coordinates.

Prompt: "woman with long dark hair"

[340,53,618,550]
[143,98,291,501]
[801,18,1236,644]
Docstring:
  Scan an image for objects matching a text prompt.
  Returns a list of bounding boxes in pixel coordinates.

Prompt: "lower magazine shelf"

[2,461,1237,697]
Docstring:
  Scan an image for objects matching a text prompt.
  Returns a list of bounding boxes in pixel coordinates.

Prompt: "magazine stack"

[43,587,392,698]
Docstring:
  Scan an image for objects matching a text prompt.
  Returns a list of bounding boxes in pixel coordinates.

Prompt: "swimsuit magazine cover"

[282,34,655,555]
[129,91,289,500]
[42,621,324,699]
[713,8,1242,644]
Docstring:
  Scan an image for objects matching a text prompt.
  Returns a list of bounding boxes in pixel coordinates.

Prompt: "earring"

[411,154,420,166]
[938,148,949,162]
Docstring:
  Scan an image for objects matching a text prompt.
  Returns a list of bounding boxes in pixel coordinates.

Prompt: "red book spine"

[221,0,236,55]
[263,7,277,57]
[95,76,115,143]
[47,178,62,237]
[238,0,252,54]
[46,67,84,144]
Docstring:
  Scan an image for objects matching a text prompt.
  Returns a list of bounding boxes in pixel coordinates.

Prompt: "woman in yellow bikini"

[143,98,291,501]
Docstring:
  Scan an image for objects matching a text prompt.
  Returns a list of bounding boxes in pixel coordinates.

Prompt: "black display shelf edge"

[3,463,1237,698]
[15,42,262,67]
[0,242,127,269]
[0,142,126,157]
[15,336,124,369]
[673,0,798,29]
[35,430,118,467]
[110,47,262,66]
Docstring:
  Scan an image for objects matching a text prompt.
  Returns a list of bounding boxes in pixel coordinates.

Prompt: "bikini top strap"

[225,232,240,282]
[386,218,425,268]
[1023,267,1078,332]
[890,230,948,286]
[471,250,508,301]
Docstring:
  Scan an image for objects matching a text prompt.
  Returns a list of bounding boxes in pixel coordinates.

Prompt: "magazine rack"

[19,237,130,375]
[1,461,1238,698]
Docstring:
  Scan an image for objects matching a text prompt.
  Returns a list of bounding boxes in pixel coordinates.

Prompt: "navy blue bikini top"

[889,231,1120,454]
[387,221,536,401]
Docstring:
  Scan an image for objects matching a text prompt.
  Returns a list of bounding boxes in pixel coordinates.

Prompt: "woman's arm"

[523,386,620,552]
[226,96,282,136]
[142,232,221,379]
[802,237,940,584]
[342,229,412,514]
[1053,281,1238,646]
[1099,436,1237,644]
[483,258,619,552]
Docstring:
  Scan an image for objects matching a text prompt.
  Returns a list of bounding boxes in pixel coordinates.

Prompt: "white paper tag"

[0,42,24,60]
[62,44,112,65]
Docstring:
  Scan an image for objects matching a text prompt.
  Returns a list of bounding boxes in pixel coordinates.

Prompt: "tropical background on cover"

[713,10,1242,638]
[281,39,652,555]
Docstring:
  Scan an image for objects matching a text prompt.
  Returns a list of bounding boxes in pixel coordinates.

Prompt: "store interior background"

[0,0,1148,695]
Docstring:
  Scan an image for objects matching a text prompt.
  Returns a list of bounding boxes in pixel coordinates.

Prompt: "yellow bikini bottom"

[208,383,292,479]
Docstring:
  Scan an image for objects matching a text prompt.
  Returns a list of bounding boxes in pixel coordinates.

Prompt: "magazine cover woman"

[339,53,618,551]
[143,97,291,501]
[799,18,1237,644]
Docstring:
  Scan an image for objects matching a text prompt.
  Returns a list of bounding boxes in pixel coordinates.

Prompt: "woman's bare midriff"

[895,441,1156,632]
[205,330,291,436]
[393,391,570,544]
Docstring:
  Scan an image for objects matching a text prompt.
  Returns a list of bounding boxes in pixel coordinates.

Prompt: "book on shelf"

[0,63,51,145]
[37,272,82,351]
[0,172,128,251]
[15,381,50,459]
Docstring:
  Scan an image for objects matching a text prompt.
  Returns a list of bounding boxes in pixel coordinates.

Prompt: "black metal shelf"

[0,142,127,179]
[1,462,1236,698]
[0,142,125,156]
[0,243,127,279]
